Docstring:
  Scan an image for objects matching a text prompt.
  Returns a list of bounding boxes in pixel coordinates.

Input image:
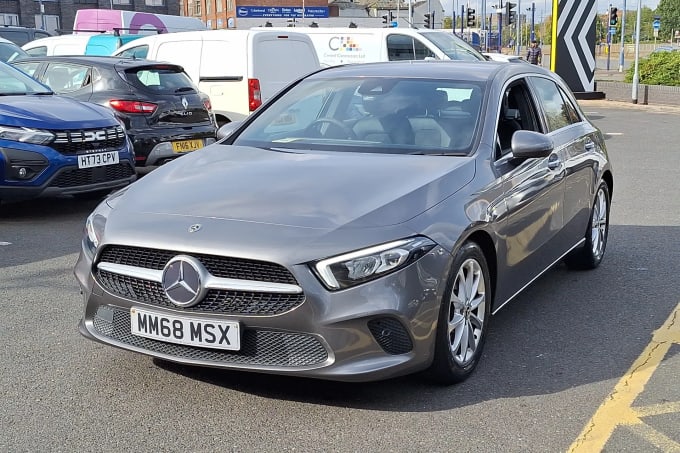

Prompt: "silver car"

[76,60,613,384]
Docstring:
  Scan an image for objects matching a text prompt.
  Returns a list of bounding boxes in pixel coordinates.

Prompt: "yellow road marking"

[569,302,680,452]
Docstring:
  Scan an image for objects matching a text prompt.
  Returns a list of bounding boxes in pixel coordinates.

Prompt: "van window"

[118,45,149,59]
[386,34,436,61]
[25,46,47,57]
[418,31,486,61]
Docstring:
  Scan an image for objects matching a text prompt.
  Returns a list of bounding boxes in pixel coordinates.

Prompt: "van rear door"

[249,32,320,103]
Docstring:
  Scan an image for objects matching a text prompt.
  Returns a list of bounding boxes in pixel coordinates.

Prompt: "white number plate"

[77,151,119,169]
[130,307,240,351]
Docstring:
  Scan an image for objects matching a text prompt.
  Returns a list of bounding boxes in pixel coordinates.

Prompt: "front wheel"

[565,181,610,270]
[429,242,492,385]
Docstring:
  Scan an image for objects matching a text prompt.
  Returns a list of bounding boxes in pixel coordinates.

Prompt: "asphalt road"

[1,102,679,452]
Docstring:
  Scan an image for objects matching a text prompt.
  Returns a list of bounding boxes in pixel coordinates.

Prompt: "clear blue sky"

[444,1,661,18]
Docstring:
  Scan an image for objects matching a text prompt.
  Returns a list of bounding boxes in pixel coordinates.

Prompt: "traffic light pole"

[607,4,612,71]
[618,0,627,72]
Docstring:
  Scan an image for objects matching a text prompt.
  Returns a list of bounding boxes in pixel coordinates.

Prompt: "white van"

[22,34,144,57]
[112,29,321,125]
[255,27,486,67]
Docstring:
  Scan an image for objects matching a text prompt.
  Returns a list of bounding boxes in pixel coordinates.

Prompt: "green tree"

[656,0,680,41]
[443,16,453,29]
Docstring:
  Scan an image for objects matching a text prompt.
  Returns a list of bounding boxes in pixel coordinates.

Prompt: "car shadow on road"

[151,224,680,413]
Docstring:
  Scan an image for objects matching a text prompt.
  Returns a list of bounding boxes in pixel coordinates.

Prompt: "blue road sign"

[653,20,661,30]
[609,26,617,34]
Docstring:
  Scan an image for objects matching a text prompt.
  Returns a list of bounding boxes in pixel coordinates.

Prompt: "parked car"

[0,60,135,204]
[0,25,52,46]
[0,36,28,62]
[76,60,613,384]
[13,56,217,167]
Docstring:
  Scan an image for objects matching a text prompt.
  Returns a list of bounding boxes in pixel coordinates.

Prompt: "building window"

[112,0,132,5]
[216,0,223,13]
[0,14,19,26]
[206,0,213,15]
[145,0,165,5]
[194,0,201,16]
[227,0,234,11]
[73,0,98,4]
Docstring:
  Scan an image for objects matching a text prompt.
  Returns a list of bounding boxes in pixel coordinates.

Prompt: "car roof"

[12,55,181,69]
[306,60,522,83]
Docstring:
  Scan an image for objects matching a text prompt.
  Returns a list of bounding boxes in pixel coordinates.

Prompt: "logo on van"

[328,36,361,52]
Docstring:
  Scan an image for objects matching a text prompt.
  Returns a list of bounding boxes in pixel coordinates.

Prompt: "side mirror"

[511,130,554,159]
[217,121,242,141]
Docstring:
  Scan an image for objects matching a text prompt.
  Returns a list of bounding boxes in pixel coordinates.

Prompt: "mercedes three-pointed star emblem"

[161,255,208,307]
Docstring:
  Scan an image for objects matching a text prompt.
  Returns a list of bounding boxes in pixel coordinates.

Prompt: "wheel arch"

[601,170,613,198]
[461,229,498,303]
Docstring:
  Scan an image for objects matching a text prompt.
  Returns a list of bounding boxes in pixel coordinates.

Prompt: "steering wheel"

[304,118,357,140]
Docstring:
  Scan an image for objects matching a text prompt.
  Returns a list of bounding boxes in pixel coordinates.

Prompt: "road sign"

[653,20,660,30]
[609,26,617,35]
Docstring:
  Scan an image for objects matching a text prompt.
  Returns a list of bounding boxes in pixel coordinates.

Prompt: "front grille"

[368,318,413,355]
[96,245,305,316]
[93,306,328,367]
[98,270,305,315]
[49,162,135,188]
[99,245,298,284]
[52,126,126,155]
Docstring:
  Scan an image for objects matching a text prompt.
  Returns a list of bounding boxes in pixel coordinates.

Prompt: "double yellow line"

[569,302,680,452]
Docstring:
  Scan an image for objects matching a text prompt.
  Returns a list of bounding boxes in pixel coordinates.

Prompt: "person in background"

[527,40,542,65]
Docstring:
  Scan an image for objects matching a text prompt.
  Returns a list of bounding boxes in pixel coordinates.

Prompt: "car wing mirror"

[510,130,554,159]
[217,121,243,141]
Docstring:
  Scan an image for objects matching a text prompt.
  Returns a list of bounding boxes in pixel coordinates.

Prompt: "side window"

[26,46,47,57]
[559,88,582,123]
[118,45,149,59]
[387,34,415,61]
[13,62,42,78]
[43,63,90,93]
[496,80,541,158]
[413,38,436,59]
[34,31,51,41]
[530,76,578,132]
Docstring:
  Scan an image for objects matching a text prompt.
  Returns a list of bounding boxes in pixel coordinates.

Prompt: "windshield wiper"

[30,91,53,95]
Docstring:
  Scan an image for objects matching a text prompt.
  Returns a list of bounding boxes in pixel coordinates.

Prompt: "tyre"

[429,241,492,385]
[565,181,610,270]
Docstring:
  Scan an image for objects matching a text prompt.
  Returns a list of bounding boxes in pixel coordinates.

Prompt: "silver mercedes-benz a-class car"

[76,60,613,384]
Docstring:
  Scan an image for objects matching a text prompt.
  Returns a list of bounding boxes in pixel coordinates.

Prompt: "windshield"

[0,61,53,95]
[233,76,484,155]
[419,31,486,61]
[0,42,29,63]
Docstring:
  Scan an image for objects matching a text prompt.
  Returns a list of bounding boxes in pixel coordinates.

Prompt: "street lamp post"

[632,0,641,103]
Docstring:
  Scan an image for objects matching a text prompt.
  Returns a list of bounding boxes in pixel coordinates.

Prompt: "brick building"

[0,0,180,34]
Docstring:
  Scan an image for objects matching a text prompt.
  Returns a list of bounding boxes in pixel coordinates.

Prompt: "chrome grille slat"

[52,126,126,155]
[96,246,306,316]
[93,306,328,367]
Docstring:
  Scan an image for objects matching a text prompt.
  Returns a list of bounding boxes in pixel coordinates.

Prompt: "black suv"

[13,56,217,167]
[0,26,52,46]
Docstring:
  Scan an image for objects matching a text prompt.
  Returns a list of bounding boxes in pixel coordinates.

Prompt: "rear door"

[118,63,212,129]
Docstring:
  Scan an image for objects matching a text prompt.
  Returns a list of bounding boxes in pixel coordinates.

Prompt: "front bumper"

[0,145,136,202]
[75,242,450,382]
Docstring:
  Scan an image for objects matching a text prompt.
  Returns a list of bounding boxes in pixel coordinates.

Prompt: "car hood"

[104,145,475,263]
[0,95,116,129]
[116,144,475,228]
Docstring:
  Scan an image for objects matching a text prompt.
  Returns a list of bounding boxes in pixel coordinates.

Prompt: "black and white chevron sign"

[553,0,597,93]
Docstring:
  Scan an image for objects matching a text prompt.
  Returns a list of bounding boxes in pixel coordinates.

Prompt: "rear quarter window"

[125,67,197,94]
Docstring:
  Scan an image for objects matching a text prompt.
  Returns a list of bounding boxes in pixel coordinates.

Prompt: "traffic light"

[505,2,517,26]
[609,7,618,26]
[466,8,476,27]
[423,12,432,29]
[382,11,396,27]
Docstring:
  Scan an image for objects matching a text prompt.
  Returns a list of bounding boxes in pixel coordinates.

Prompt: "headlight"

[0,125,54,145]
[312,236,436,290]
[83,187,128,256]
